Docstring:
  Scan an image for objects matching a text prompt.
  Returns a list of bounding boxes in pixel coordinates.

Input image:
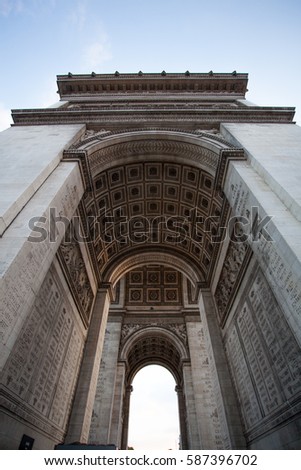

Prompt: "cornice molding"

[56,72,248,98]
[12,107,295,126]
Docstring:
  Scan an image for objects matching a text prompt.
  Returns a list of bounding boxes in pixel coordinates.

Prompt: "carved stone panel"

[126,265,182,306]
[120,322,188,350]
[224,265,301,440]
[58,230,94,327]
[0,263,86,440]
[214,225,251,325]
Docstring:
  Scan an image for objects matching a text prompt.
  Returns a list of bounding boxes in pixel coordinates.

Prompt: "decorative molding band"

[214,148,246,191]
[88,139,218,176]
[0,388,65,442]
[103,250,203,287]
[214,225,253,327]
[12,109,295,126]
[57,228,94,328]
[69,128,237,151]
[120,322,188,350]
[57,72,248,97]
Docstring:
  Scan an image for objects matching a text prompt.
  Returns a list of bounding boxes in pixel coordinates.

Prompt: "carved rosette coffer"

[214,226,252,326]
[58,231,94,327]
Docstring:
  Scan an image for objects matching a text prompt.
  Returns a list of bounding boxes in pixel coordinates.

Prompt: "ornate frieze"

[12,108,295,126]
[58,230,94,327]
[88,139,218,175]
[56,72,248,97]
[120,322,188,349]
[68,128,236,151]
[214,226,252,325]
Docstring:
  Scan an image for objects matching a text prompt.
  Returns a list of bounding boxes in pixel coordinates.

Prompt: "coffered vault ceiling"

[78,158,228,286]
[63,129,246,287]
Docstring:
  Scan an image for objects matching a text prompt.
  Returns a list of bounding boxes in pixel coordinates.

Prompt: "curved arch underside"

[104,249,202,286]
[66,130,243,286]
[74,129,234,177]
[120,326,189,386]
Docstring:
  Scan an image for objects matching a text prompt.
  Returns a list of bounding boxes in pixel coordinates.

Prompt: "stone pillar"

[186,318,231,449]
[109,362,126,448]
[64,285,112,444]
[120,385,133,450]
[175,385,188,450]
[200,290,246,449]
[221,125,301,344]
[0,124,84,238]
[0,161,84,374]
[89,317,123,445]
[182,362,201,449]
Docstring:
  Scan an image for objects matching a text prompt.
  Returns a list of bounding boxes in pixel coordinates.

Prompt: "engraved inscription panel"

[1,264,85,433]
[225,173,301,337]
[224,266,301,434]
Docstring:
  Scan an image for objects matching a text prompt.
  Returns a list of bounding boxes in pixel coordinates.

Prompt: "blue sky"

[0,0,301,130]
[1,0,301,450]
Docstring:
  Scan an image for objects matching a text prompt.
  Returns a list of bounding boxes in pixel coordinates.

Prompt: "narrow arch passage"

[128,365,180,450]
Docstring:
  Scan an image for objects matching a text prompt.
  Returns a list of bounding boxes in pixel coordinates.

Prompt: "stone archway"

[119,325,189,449]
[63,129,245,294]
[62,129,247,450]
[1,72,300,451]
[127,364,180,450]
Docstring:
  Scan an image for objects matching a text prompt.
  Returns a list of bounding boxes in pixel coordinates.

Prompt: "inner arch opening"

[128,365,180,450]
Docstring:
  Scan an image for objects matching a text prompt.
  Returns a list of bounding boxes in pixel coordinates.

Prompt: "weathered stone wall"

[0,124,84,236]
[0,128,85,373]
[0,260,87,449]
[186,318,232,449]
[223,262,301,449]
[0,124,87,449]
[89,318,123,445]
[200,291,246,449]
[219,123,301,449]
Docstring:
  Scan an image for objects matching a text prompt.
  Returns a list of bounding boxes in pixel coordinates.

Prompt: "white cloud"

[0,0,23,16]
[65,2,113,71]
[128,365,180,450]
[68,0,87,32]
[0,103,12,131]
[0,0,58,17]
[39,76,59,108]
[82,36,112,70]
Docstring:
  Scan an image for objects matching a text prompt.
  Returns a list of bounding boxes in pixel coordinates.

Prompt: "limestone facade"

[0,72,300,449]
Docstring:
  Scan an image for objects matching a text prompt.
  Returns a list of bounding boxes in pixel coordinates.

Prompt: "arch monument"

[0,72,300,449]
